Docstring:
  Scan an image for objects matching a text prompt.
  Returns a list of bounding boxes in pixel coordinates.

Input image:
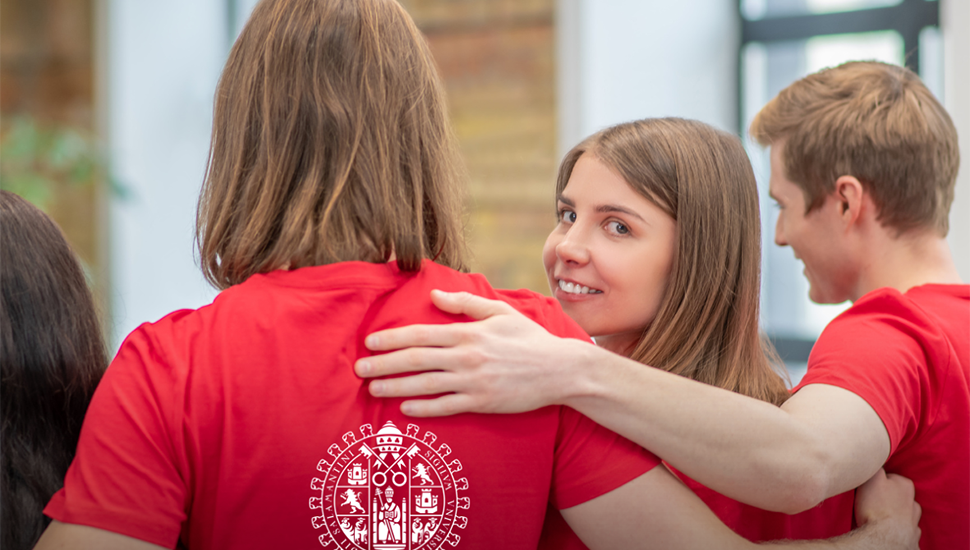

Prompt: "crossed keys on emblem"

[359,441,420,474]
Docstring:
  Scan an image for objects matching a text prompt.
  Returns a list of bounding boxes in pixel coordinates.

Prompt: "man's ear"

[834,175,865,225]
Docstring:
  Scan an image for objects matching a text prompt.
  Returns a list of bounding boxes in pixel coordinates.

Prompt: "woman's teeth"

[559,280,602,294]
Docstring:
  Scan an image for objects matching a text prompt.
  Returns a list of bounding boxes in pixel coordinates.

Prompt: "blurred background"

[2,0,967,383]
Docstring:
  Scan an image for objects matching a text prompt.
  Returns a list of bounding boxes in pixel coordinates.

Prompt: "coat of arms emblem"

[311,421,469,549]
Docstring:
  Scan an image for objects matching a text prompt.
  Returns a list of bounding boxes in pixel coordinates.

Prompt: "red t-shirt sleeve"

[493,289,662,509]
[44,320,189,548]
[795,290,941,454]
[548,407,661,510]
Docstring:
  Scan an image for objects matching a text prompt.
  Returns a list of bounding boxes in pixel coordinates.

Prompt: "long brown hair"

[557,119,789,405]
[0,191,107,549]
[197,0,467,289]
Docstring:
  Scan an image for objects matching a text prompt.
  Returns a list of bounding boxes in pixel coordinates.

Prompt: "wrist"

[558,339,608,408]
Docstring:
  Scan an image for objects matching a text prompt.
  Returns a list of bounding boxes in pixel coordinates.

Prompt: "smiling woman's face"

[542,153,677,356]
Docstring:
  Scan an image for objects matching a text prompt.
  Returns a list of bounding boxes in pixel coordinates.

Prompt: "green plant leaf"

[0,114,113,209]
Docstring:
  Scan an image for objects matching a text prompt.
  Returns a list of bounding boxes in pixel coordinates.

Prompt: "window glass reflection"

[743,0,906,21]
[805,30,903,72]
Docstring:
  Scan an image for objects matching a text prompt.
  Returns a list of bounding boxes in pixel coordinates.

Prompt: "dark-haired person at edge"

[35,1,917,548]
[357,62,968,549]
[1,190,107,550]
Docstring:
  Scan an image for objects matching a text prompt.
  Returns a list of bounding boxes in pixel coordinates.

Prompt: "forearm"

[564,465,917,550]
[761,520,917,550]
[35,521,168,550]
[357,292,884,511]
[559,341,833,513]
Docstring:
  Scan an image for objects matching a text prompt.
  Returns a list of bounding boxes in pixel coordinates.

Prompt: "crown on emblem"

[375,421,404,452]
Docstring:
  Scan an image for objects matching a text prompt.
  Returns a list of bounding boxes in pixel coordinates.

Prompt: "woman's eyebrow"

[596,204,645,222]
[557,194,647,223]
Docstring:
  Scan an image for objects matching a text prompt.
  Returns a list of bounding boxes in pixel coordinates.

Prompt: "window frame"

[737,0,941,365]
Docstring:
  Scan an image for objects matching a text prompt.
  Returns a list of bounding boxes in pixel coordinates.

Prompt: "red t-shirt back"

[45,260,660,549]
[796,284,969,550]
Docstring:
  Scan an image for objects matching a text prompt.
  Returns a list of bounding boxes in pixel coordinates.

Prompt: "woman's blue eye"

[609,221,629,235]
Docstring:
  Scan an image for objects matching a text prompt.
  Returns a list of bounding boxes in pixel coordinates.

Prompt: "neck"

[593,333,640,357]
[851,227,963,300]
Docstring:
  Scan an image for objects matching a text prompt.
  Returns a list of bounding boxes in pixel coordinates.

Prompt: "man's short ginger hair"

[750,61,960,236]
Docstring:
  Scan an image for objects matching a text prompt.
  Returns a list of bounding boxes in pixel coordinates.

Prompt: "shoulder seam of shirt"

[900,290,959,434]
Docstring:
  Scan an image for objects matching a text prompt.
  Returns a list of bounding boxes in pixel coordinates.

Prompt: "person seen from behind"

[1,190,107,550]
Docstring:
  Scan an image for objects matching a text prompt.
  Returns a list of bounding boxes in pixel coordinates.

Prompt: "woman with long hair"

[547,119,789,404]
[356,117,878,541]
[1,190,107,550]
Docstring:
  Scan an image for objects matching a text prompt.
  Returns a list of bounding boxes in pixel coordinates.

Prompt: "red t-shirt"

[45,260,660,550]
[539,429,854,548]
[795,284,970,550]
[669,469,853,541]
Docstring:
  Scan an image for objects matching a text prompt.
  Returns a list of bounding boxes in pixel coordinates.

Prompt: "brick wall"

[1,0,103,289]
[1,0,559,297]
[401,0,558,294]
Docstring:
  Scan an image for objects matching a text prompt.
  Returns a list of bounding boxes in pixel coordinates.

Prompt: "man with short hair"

[748,61,967,549]
[355,61,968,549]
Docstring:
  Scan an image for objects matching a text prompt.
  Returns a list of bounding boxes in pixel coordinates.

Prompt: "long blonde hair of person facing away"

[558,118,790,406]
[197,0,468,290]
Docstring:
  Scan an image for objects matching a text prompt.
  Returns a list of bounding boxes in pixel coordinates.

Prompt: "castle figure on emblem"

[348,464,368,486]
[414,488,438,514]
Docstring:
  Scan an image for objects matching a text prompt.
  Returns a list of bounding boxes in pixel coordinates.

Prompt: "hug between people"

[3,0,964,549]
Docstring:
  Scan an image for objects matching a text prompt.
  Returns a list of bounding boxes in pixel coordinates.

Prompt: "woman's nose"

[556,228,591,266]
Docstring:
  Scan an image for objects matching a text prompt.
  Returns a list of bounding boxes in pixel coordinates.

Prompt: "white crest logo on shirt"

[310,421,469,549]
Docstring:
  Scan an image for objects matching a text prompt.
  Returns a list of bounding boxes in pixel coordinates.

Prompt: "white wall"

[556,0,739,155]
[558,1,968,278]
[943,0,970,281]
[101,0,964,350]
[106,1,228,347]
